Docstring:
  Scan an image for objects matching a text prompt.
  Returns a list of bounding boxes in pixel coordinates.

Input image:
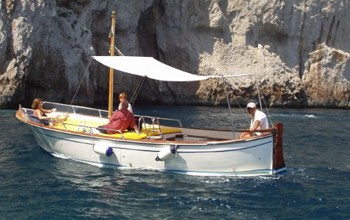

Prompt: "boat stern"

[273,123,286,171]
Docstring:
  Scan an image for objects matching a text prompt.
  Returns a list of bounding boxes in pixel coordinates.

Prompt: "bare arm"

[250,120,261,132]
[34,109,50,120]
[41,108,56,114]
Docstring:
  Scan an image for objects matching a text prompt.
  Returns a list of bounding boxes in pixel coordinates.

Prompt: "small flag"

[108,26,114,38]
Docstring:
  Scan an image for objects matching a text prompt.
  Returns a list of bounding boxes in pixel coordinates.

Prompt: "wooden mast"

[108,11,116,118]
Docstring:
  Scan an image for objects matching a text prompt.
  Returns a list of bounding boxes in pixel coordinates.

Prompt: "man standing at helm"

[240,102,269,138]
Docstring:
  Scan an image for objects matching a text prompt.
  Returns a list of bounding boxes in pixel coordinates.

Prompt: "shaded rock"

[0,0,350,109]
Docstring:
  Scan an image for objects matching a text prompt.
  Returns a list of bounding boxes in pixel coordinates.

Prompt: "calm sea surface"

[0,106,349,219]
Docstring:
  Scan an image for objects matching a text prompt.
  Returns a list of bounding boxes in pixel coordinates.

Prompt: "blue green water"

[1,106,349,219]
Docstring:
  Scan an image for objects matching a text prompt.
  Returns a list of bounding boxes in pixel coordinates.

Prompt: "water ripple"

[1,108,350,219]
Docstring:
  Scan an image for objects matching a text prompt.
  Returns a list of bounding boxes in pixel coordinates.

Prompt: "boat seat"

[28,115,42,124]
[28,115,50,126]
[98,131,148,140]
[21,108,48,126]
[51,117,148,140]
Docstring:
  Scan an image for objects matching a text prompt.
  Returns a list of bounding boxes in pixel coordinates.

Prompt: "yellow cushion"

[53,118,147,140]
[53,117,182,140]
[98,131,147,140]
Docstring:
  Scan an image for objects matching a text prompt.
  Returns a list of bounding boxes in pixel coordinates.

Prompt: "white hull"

[17,103,286,176]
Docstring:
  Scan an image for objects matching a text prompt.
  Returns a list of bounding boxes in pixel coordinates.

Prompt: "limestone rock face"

[0,0,349,108]
[303,43,350,107]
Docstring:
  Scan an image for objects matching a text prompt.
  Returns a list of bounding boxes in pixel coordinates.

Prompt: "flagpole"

[108,11,116,118]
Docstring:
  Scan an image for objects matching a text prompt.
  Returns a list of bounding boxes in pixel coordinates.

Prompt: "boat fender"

[155,145,177,161]
[93,144,114,157]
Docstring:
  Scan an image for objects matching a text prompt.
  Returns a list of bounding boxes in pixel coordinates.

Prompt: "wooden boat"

[15,12,285,176]
[15,102,285,176]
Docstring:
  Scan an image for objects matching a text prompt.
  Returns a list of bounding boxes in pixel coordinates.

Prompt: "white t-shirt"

[118,102,133,113]
[250,109,269,132]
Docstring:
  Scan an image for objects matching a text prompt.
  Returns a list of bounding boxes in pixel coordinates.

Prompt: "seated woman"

[31,98,68,126]
[118,92,133,113]
[98,102,140,134]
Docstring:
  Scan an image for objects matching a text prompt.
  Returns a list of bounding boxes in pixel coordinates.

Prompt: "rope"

[254,77,274,127]
[256,80,263,111]
[114,46,124,56]
[222,74,274,131]
[262,93,274,126]
[68,57,93,109]
[110,44,143,106]
[224,76,246,116]
[130,76,146,106]
[220,76,245,134]
[221,77,234,132]
[117,77,146,133]
[256,45,274,126]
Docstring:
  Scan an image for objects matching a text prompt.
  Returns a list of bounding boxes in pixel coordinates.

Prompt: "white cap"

[246,102,256,109]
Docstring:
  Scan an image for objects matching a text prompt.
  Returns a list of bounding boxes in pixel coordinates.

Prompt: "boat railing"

[21,102,182,139]
[54,115,181,140]
[21,107,34,118]
[43,101,108,118]
[43,102,184,130]
[136,115,182,138]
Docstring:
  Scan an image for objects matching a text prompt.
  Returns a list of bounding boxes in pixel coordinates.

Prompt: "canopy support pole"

[108,11,116,118]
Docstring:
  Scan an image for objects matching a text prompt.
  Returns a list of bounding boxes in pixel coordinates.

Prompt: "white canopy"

[93,56,249,82]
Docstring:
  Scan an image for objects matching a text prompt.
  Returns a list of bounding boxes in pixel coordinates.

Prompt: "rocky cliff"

[0,0,349,108]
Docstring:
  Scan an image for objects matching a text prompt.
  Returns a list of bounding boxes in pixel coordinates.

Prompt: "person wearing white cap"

[240,102,269,138]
